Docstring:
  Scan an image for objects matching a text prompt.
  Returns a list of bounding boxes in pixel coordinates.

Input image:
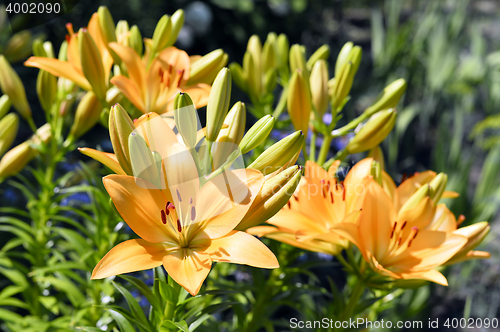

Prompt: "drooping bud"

[167,9,185,47]
[345,109,397,154]
[0,113,19,157]
[79,29,107,102]
[109,103,135,175]
[129,25,143,56]
[0,55,31,120]
[206,68,231,142]
[364,79,407,117]
[309,59,329,117]
[188,49,228,85]
[0,95,12,120]
[287,69,311,137]
[152,15,172,53]
[239,115,275,154]
[36,69,57,113]
[69,91,102,139]
[236,165,302,230]
[248,130,304,175]
[306,44,330,70]
[173,92,198,149]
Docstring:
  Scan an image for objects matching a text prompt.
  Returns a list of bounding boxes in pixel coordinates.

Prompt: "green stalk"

[339,277,366,321]
[310,132,317,161]
[317,134,332,166]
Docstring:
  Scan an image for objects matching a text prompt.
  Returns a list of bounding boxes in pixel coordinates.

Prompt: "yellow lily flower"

[109,43,210,114]
[24,13,113,92]
[91,121,278,296]
[331,178,468,286]
[247,160,368,255]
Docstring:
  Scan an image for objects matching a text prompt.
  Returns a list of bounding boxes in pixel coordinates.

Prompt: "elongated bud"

[399,184,431,213]
[188,49,228,85]
[32,39,47,57]
[331,61,354,111]
[129,25,143,55]
[174,92,198,149]
[116,21,130,45]
[37,69,57,113]
[3,31,32,63]
[347,46,362,74]
[276,34,289,69]
[309,59,329,117]
[109,104,135,175]
[0,56,31,120]
[129,132,160,187]
[245,51,262,99]
[43,41,55,58]
[70,92,102,139]
[364,79,407,117]
[167,9,184,47]
[152,15,172,53]
[212,102,246,169]
[240,115,275,154]
[79,29,107,102]
[262,35,277,73]
[335,42,353,76]
[306,44,330,70]
[206,68,231,142]
[98,6,117,45]
[428,173,447,204]
[248,130,304,175]
[289,44,308,78]
[345,109,397,154]
[247,35,262,72]
[367,146,385,171]
[288,70,311,137]
[0,95,12,120]
[229,62,247,92]
[236,165,302,230]
[449,222,490,264]
[263,69,277,94]
[0,113,19,157]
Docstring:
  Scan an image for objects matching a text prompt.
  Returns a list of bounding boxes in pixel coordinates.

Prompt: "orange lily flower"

[24,13,113,92]
[91,140,278,296]
[247,160,368,255]
[109,43,210,114]
[331,178,468,286]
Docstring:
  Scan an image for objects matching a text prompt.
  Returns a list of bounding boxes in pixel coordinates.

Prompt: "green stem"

[332,113,369,138]
[310,132,317,161]
[340,277,366,322]
[272,85,288,119]
[317,134,332,166]
[163,275,178,322]
[27,116,38,134]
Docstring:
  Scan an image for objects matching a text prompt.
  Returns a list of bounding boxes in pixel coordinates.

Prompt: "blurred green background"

[2,0,499,329]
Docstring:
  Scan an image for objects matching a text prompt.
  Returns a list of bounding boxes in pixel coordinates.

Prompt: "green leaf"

[158,279,178,305]
[120,275,162,315]
[0,308,23,323]
[162,320,189,332]
[108,309,137,332]
[112,281,151,328]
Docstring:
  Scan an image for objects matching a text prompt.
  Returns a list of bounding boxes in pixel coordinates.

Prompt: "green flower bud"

[370,160,383,186]
[79,28,107,102]
[364,79,407,117]
[331,61,354,111]
[32,39,47,57]
[236,165,302,230]
[98,6,117,45]
[428,173,447,205]
[58,40,69,61]
[109,103,135,175]
[188,49,228,85]
[167,9,184,47]
[345,109,397,154]
[263,68,277,94]
[276,34,289,69]
[206,68,231,142]
[3,31,32,63]
[335,42,353,76]
[36,69,57,113]
[247,35,262,72]
[129,25,143,56]
[174,92,198,149]
[244,51,261,99]
[309,59,329,117]
[116,20,130,46]
[43,41,55,58]
[0,113,19,157]
[306,44,330,70]
[240,114,275,154]
[289,44,308,78]
[229,62,247,92]
[399,182,431,214]
[0,141,34,180]
[152,15,172,53]
[129,131,160,187]
[0,95,12,120]
[288,69,311,137]
[0,55,31,120]
[262,36,277,73]
[70,91,102,139]
[248,130,304,175]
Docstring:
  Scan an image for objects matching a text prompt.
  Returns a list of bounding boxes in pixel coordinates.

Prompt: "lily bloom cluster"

[249,158,490,286]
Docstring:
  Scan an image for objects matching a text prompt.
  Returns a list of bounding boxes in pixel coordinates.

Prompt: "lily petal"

[162,249,211,296]
[111,75,145,112]
[400,269,448,286]
[91,239,166,279]
[25,57,91,91]
[79,148,126,175]
[206,230,278,268]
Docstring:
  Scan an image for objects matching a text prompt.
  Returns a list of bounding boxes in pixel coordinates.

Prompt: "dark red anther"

[287,201,291,209]
[342,187,346,201]
[176,189,182,202]
[177,219,182,232]
[189,197,193,204]
[330,192,334,204]
[65,35,70,43]
[176,69,185,87]
[191,206,196,221]
[401,220,407,230]
[401,172,408,183]
[390,222,397,239]
[161,210,167,224]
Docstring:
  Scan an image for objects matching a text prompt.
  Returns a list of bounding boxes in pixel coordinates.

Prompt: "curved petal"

[206,230,278,268]
[396,197,435,235]
[396,171,436,210]
[427,204,457,232]
[110,42,146,95]
[179,84,211,109]
[24,57,90,91]
[88,12,113,81]
[79,148,126,175]
[103,175,175,243]
[91,239,166,279]
[111,75,145,112]
[162,249,211,296]
[399,269,448,286]
[268,209,326,234]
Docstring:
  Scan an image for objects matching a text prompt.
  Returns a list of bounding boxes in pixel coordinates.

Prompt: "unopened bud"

[129,25,143,55]
[36,69,57,113]
[0,113,19,157]
[229,62,247,92]
[306,44,330,70]
[331,61,354,111]
[288,69,311,137]
[188,49,228,85]
[212,102,246,169]
[0,95,12,119]
[98,6,117,45]
[244,51,262,99]
[3,31,32,63]
[345,109,397,154]
[262,35,277,73]
[247,35,262,72]
[335,42,353,76]
[152,15,172,53]
[289,44,308,78]
[364,79,407,117]
[309,59,329,117]
[79,29,107,102]
[276,34,289,69]
[206,68,231,142]
[70,92,103,139]
[248,130,304,175]
[428,173,447,205]
[0,141,34,180]
[240,115,275,154]
[167,9,184,47]
[116,20,130,46]
[32,39,48,57]
[0,55,31,120]
[109,104,135,175]
[174,92,198,149]
[449,222,490,264]
[129,132,160,187]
